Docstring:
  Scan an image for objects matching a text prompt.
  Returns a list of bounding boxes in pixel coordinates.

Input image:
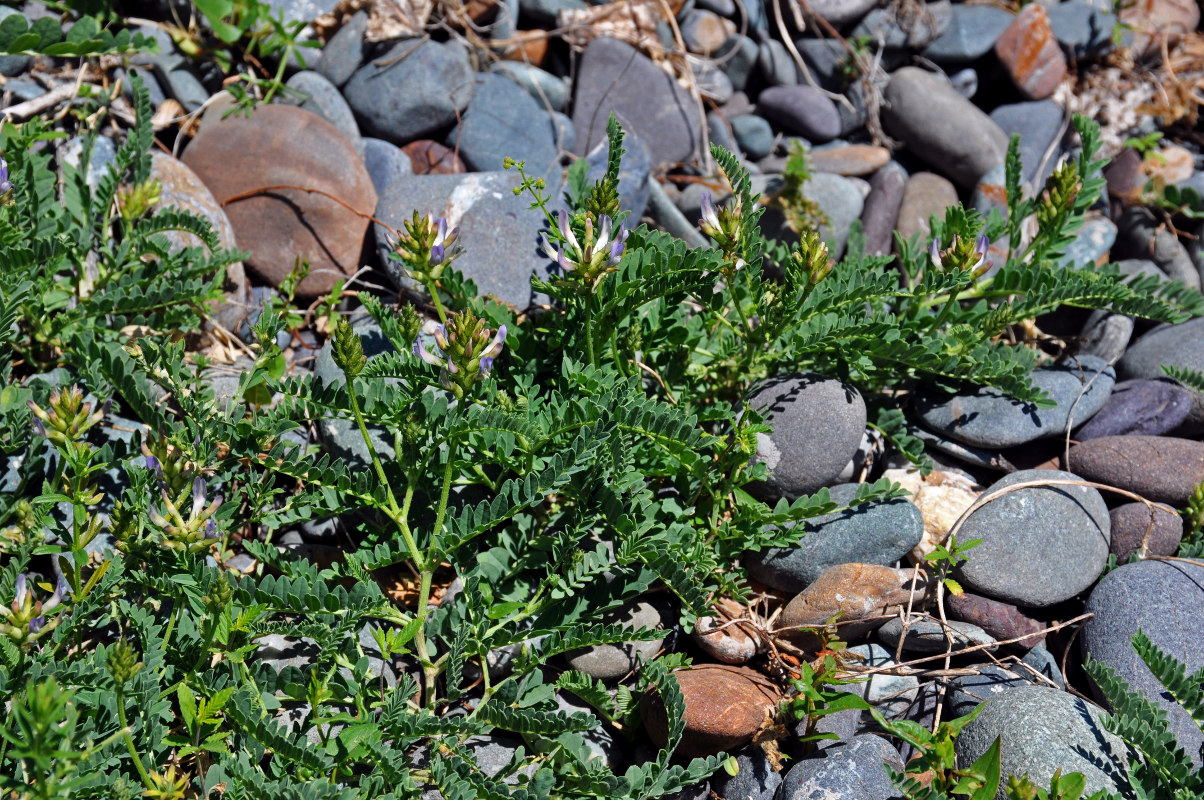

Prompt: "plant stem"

[425,279,449,326]
[584,296,597,368]
[116,692,154,788]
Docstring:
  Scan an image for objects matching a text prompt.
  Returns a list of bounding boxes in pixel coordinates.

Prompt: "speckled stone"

[845,643,919,719]
[1108,501,1184,559]
[1067,435,1204,507]
[953,469,1110,608]
[1075,378,1194,440]
[777,735,905,800]
[946,666,1030,719]
[994,4,1067,100]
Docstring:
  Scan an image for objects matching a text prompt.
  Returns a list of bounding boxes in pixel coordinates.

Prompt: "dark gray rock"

[281,70,363,155]
[0,6,30,77]
[883,67,1009,189]
[585,130,652,223]
[846,643,918,720]
[1068,435,1204,507]
[519,0,586,25]
[647,179,709,248]
[375,171,547,309]
[802,172,863,258]
[745,482,923,592]
[1108,501,1184,559]
[343,39,473,144]
[1076,309,1134,363]
[156,65,210,112]
[543,693,624,768]
[314,320,398,467]
[922,4,1014,63]
[490,60,570,112]
[876,615,995,655]
[1019,642,1065,690]
[696,62,735,105]
[696,0,736,18]
[708,111,738,155]
[1075,378,1194,440]
[757,85,841,143]
[860,161,907,257]
[1048,0,1116,56]
[5,79,45,103]
[805,0,879,27]
[564,596,672,681]
[953,469,1111,607]
[757,38,797,86]
[853,1,951,50]
[573,37,702,167]
[793,38,847,93]
[1115,207,1201,290]
[316,10,366,87]
[776,735,904,800]
[955,685,1129,800]
[446,73,559,175]
[731,114,774,160]
[989,100,1066,186]
[362,137,414,197]
[718,34,760,91]
[946,666,1029,719]
[1056,216,1117,269]
[1082,559,1204,767]
[915,355,1115,449]
[1118,316,1204,384]
[713,745,782,800]
[745,373,867,501]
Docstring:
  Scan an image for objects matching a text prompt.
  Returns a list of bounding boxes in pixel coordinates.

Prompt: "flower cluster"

[1,573,68,646]
[928,232,992,277]
[791,230,832,292]
[27,385,110,445]
[389,211,462,285]
[147,475,223,554]
[541,210,628,288]
[699,191,746,274]
[413,311,507,399]
[0,157,12,198]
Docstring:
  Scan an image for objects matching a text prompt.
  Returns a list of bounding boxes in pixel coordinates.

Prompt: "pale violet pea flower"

[540,210,627,277]
[0,158,11,195]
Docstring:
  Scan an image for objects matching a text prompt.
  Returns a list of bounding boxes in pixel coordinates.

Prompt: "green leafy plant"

[872,704,1001,799]
[0,11,157,57]
[1006,770,1110,800]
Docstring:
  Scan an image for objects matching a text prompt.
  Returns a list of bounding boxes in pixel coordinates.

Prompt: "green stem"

[424,279,449,326]
[116,692,153,788]
[584,296,597,368]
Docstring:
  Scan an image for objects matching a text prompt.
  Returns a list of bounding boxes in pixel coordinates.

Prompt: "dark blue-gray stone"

[316,10,366,87]
[730,114,773,160]
[806,0,878,26]
[696,0,735,18]
[156,65,211,112]
[343,39,473,144]
[745,373,866,502]
[713,745,782,800]
[707,111,737,155]
[5,79,45,103]
[914,354,1115,449]
[757,84,840,143]
[519,0,586,24]
[853,1,952,50]
[117,65,167,107]
[0,6,31,77]
[646,179,709,248]
[861,160,908,257]
[946,666,1030,719]
[1075,378,1193,440]
[989,100,1066,186]
[718,34,759,91]
[744,482,923,592]
[1020,642,1065,690]
[922,4,1014,63]
[1115,206,1201,289]
[953,469,1110,608]
[586,131,652,223]
[552,111,575,152]
[446,73,559,175]
[1083,559,1204,768]
[696,62,734,105]
[1118,316,1204,381]
[802,172,864,259]
[793,37,847,92]
[846,643,918,720]
[757,37,796,86]
[281,70,362,155]
[490,61,570,112]
[362,137,414,197]
[563,596,672,681]
[955,685,1128,800]
[1056,216,1117,269]
[375,171,547,310]
[1048,0,1116,56]
[877,615,995,655]
[776,735,904,800]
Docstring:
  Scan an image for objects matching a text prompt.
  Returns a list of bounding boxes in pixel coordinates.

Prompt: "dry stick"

[3,83,79,121]
[893,562,924,664]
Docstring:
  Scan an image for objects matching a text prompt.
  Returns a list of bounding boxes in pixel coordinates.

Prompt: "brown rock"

[895,172,959,243]
[640,664,781,757]
[1067,435,1204,506]
[1108,501,1185,559]
[994,4,1067,100]
[694,598,760,664]
[684,9,736,56]
[403,139,467,175]
[497,30,549,65]
[149,151,240,256]
[1104,148,1144,205]
[181,104,376,298]
[946,591,1047,647]
[778,563,931,646]
[808,144,891,177]
[1121,0,1199,56]
[1144,145,1195,186]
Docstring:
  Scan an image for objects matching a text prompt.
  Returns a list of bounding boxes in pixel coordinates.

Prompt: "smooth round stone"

[877,615,995,655]
[953,469,1110,608]
[778,564,927,646]
[793,38,846,92]
[718,34,759,91]
[1067,435,1204,507]
[756,37,796,86]
[446,73,558,175]
[696,62,734,105]
[1075,310,1134,363]
[1083,559,1204,768]
[1056,216,1117,269]
[949,67,978,99]
[745,482,923,592]
[946,591,1046,647]
[62,136,118,190]
[756,85,841,144]
[1108,502,1184,559]
[1115,206,1201,289]
[402,139,466,175]
[281,70,363,155]
[361,137,414,197]
[845,643,918,719]
[946,666,1030,719]
[316,10,366,87]
[342,40,473,144]
[711,746,782,800]
[707,112,738,157]
[1049,0,1116,55]
[681,8,734,55]
[922,4,1014,62]
[914,355,1115,449]
[729,114,773,160]
[552,111,576,152]
[564,596,672,681]
[1119,316,1204,383]
[1020,642,1065,689]
[989,100,1065,186]
[573,37,702,166]
[641,665,781,757]
[808,144,890,177]
[695,0,735,17]
[801,172,863,258]
[957,685,1128,800]
[883,67,1009,189]
[972,164,1008,221]
[1075,378,1193,440]
[895,171,958,242]
[744,373,866,501]
[490,61,569,112]
[994,3,1067,101]
[853,1,952,49]
[148,151,239,257]
[777,735,904,800]
[860,161,907,257]
[181,105,376,298]
[805,0,878,26]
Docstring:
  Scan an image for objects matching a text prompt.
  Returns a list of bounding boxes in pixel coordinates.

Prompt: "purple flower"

[700,191,720,234]
[146,456,164,480]
[479,356,494,378]
[928,239,943,270]
[413,337,445,368]
[0,158,11,195]
[13,574,27,610]
[483,325,507,359]
[31,417,46,437]
[191,477,207,518]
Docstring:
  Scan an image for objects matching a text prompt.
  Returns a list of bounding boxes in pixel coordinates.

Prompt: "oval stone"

[953,469,1110,607]
[1067,435,1204,506]
[1108,501,1184,559]
[777,735,904,800]
[1075,378,1193,440]
[779,563,929,647]
[640,664,781,757]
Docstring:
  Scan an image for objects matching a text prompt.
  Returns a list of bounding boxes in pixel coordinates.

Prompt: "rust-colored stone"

[402,139,467,175]
[809,144,891,176]
[946,591,1047,647]
[994,4,1066,100]
[778,563,932,647]
[640,664,781,757]
[497,30,549,65]
[181,105,376,299]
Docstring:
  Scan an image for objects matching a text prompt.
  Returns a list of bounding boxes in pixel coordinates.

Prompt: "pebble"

[342,39,474,144]
[756,37,796,86]
[1118,316,1204,384]
[776,735,904,800]
[953,469,1111,608]
[313,321,398,467]
[807,144,890,177]
[744,373,866,501]
[61,136,118,190]
[800,172,864,258]
[1074,378,1194,440]
[804,0,879,27]
[914,355,1115,449]
[718,34,759,91]
[1075,309,1134,363]
[989,100,1066,186]
[181,104,376,298]
[447,73,559,175]
[1056,215,1117,269]
[946,592,1046,647]
[711,745,782,800]
[894,171,958,243]
[778,563,931,647]
[362,137,414,197]
[1082,559,1204,767]
[854,1,952,50]
[1067,435,1204,506]
[972,164,1008,222]
[756,85,841,144]
[155,65,210,113]
[1145,144,1196,186]
[1108,501,1184,559]
[1114,207,1201,290]
[744,482,923,592]
[490,60,570,112]
[552,111,575,152]
[730,114,773,160]
[845,643,919,719]
[694,603,759,665]
[877,614,995,655]
[1048,0,1116,56]
[148,151,240,257]
[316,10,366,87]
[922,4,1014,63]
[646,179,709,248]
[945,665,1030,719]
[573,37,702,166]
[564,596,673,681]
[403,140,467,175]
[640,664,781,757]
[1104,147,1145,204]
[681,9,735,56]
[883,67,1009,189]
[585,130,653,222]
[374,171,547,310]
[696,62,735,106]
[281,70,363,156]
[793,38,847,93]
[860,161,907,256]
[994,4,1067,100]
[1020,642,1065,690]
